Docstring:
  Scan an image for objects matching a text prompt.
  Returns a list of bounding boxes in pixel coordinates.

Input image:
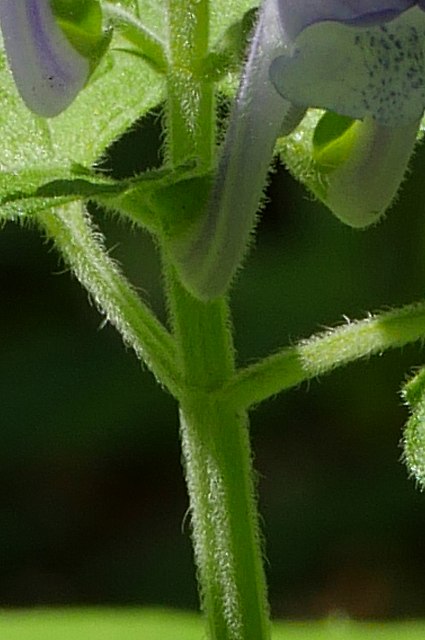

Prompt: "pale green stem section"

[165,2,271,637]
[37,203,180,396]
[179,399,271,640]
[168,273,271,640]
[224,302,425,410]
[166,0,214,168]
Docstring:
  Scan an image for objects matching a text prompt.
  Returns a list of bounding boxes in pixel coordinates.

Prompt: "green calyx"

[276,109,330,202]
[312,112,358,173]
[150,176,213,238]
[51,0,111,68]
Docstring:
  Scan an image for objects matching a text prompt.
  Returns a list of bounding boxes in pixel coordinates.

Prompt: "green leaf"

[0,31,163,165]
[149,175,213,237]
[0,25,164,218]
[0,168,70,222]
[127,0,258,49]
[103,3,167,73]
[0,164,124,221]
[202,8,258,80]
[0,0,258,222]
[96,162,207,230]
[52,0,107,61]
[0,159,204,232]
[120,0,167,38]
[209,0,257,44]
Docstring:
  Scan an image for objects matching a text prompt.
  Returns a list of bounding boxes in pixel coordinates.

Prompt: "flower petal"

[0,0,90,117]
[170,0,291,299]
[270,6,425,126]
[322,116,419,227]
[278,0,417,41]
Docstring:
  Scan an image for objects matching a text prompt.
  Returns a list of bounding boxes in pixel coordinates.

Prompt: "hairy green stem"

[37,203,180,395]
[165,2,271,637]
[225,302,425,409]
[179,397,270,640]
[168,273,271,640]
[166,0,214,168]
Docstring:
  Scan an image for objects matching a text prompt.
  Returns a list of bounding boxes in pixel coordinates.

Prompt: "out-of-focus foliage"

[1,609,425,639]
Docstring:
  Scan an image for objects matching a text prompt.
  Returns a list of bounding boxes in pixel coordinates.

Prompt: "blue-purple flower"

[176,1,425,300]
[271,1,425,126]
[0,0,106,117]
[277,1,424,41]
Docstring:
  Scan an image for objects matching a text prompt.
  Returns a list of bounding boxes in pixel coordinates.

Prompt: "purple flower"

[177,1,425,300]
[278,1,421,41]
[271,1,425,126]
[0,1,90,117]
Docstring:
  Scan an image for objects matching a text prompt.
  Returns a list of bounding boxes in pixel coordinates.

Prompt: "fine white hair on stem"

[174,0,291,300]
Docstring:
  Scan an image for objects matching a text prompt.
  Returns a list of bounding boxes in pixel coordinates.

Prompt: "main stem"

[166,3,270,639]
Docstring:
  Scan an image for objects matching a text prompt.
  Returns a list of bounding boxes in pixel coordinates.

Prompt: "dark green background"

[1,111,425,618]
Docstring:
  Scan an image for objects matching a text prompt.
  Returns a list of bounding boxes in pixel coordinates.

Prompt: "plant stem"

[168,273,271,640]
[38,203,181,395]
[224,302,425,409]
[165,2,271,637]
[166,0,214,168]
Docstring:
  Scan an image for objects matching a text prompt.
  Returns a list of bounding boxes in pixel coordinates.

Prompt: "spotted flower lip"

[0,0,90,117]
[270,3,425,127]
[161,0,425,300]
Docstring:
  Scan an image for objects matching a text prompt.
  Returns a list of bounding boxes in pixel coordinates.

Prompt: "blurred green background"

[1,109,425,619]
